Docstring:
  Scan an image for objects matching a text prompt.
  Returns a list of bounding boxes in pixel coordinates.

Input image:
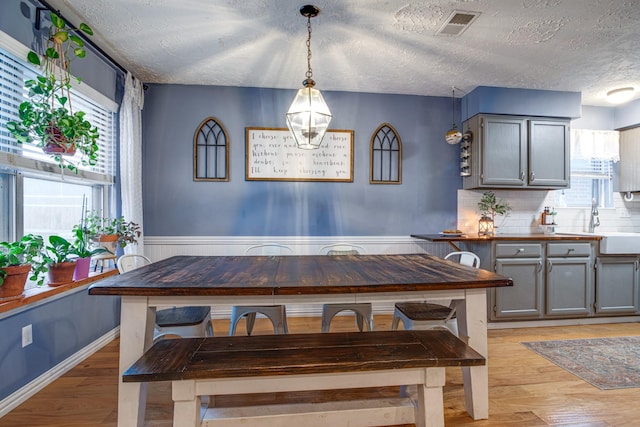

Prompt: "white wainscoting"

[144,235,452,318]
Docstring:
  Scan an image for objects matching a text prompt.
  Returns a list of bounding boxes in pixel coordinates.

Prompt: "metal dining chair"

[228,244,291,335]
[117,254,213,340]
[319,243,374,332]
[391,251,481,336]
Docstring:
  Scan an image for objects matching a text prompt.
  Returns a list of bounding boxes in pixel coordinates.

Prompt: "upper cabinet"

[462,114,570,189]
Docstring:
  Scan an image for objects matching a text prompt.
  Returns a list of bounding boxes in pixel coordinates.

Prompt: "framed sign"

[245,127,354,182]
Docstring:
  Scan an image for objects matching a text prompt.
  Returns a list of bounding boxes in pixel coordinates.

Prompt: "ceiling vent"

[436,10,481,37]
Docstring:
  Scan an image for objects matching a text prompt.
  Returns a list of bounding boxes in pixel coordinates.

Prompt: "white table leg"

[118,296,155,427]
[454,289,489,420]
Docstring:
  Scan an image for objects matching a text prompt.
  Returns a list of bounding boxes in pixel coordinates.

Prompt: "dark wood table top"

[88,254,512,297]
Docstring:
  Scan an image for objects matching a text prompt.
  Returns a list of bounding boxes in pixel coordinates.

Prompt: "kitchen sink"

[563,231,640,254]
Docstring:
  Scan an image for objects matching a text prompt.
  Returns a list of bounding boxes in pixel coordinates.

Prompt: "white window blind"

[0,46,116,178]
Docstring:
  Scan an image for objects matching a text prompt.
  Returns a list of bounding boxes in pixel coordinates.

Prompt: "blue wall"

[0,291,120,401]
[142,85,463,236]
[0,0,122,404]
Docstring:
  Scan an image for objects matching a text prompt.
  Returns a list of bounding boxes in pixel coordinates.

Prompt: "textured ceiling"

[44,0,640,106]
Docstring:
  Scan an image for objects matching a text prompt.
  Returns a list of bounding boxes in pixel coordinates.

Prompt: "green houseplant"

[42,235,82,286]
[71,221,107,280]
[477,191,511,220]
[477,191,511,235]
[5,11,99,173]
[85,211,141,251]
[0,234,47,299]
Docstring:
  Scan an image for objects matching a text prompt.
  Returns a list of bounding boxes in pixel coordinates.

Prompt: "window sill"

[0,269,119,315]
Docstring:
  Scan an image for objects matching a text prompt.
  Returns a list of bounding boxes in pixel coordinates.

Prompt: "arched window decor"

[194,117,229,181]
[370,123,402,184]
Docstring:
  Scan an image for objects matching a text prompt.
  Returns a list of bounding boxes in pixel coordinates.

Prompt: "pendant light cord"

[451,87,456,127]
[306,15,313,80]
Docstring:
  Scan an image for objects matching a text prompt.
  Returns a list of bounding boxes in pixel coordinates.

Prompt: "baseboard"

[0,327,120,418]
[488,315,640,329]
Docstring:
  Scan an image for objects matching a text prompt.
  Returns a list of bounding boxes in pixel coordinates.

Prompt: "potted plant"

[71,224,107,281]
[5,11,99,173]
[477,191,511,235]
[0,234,47,300]
[85,211,141,253]
[42,235,79,286]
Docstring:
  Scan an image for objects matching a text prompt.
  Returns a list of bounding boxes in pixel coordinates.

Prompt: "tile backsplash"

[457,189,640,235]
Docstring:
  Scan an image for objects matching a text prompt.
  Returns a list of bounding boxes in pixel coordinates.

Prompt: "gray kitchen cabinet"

[545,243,593,317]
[463,114,569,189]
[492,243,544,319]
[594,256,640,314]
[490,241,597,321]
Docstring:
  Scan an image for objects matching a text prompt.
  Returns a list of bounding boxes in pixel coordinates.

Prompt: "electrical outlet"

[22,324,33,348]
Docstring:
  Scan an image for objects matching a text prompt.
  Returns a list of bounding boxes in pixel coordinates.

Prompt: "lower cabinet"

[493,243,544,319]
[491,241,594,321]
[546,257,592,317]
[595,256,640,314]
[494,257,543,318]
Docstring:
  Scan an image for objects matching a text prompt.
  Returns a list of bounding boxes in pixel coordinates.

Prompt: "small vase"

[0,264,31,301]
[47,261,76,287]
[73,257,92,281]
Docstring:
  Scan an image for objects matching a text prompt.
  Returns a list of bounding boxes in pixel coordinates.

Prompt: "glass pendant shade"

[445,125,463,145]
[286,85,332,150]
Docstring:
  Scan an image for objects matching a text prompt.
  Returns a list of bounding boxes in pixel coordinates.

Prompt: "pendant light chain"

[451,87,455,126]
[306,15,313,80]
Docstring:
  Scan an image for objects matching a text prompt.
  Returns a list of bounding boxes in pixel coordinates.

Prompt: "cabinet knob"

[530,171,535,182]
[517,248,524,253]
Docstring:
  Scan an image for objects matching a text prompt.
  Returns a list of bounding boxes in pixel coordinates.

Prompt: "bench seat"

[123,330,485,427]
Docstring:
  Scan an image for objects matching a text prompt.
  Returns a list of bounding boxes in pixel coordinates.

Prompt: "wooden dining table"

[88,253,513,427]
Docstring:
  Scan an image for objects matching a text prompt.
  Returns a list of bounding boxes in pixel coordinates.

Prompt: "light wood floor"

[2,315,640,426]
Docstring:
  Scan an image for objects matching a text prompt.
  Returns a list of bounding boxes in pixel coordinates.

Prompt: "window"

[0,32,117,288]
[558,129,618,209]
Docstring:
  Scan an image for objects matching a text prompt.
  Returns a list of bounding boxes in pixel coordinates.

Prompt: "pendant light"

[286,5,332,150]
[445,87,463,145]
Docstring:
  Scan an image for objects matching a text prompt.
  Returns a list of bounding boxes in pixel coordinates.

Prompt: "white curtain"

[119,72,145,255]
[570,129,619,161]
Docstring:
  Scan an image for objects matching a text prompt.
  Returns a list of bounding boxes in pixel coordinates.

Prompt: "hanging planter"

[43,126,77,155]
[5,11,99,173]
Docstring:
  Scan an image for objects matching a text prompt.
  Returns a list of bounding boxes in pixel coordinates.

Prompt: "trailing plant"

[0,234,48,286]
[5,11,99,173]
[85,211,141,248]
[477,191,511,220]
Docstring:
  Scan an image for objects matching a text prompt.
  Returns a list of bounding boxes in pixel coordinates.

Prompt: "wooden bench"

[123,330,485,427]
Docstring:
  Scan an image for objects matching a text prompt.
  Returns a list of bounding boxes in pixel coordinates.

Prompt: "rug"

[521,336,640,390]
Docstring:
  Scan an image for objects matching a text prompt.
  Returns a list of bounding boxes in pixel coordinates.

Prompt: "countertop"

[411,233,602,242]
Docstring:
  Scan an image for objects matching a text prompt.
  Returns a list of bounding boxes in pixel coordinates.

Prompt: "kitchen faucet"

[588,198,600,233]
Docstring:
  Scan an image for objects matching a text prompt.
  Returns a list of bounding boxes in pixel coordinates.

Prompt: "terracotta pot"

[47,261,76,287]
[73,257,92,281]
[0,264,31,301]
[43,126,76,156]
